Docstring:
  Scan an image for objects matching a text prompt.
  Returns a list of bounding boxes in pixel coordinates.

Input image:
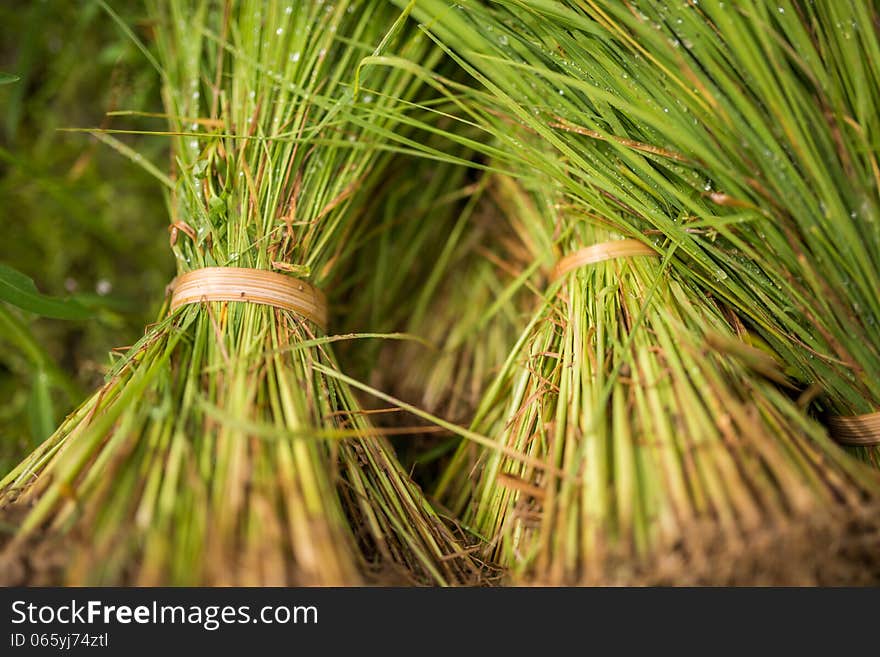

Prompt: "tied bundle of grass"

[0,0,481,586]
[395,0,880,465]
[435,172,880,585]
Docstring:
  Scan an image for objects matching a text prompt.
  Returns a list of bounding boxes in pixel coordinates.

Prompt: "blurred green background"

[0,1,171,472]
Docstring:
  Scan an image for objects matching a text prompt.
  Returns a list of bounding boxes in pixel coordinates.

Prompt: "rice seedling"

[390,0,880,465]
[435,169,880,584]
[0,0,482,586]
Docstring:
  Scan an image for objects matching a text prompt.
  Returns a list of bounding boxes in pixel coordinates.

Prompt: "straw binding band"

[170,267,328,330]
[827,411,880,447]
[551,239,657,281]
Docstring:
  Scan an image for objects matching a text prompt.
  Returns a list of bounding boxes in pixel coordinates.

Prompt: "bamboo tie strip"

[827,411,880,447]
[170,267,328,330]
[551,239,657,281]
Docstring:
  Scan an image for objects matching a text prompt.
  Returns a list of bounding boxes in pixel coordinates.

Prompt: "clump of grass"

[394,0,880,465]
[0,0,482,586]
[436,170,880,584]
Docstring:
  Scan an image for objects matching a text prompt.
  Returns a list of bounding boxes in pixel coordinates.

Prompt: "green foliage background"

[0,1,170,471]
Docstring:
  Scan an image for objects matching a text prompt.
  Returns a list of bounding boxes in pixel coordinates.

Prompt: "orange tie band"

[169,267,328,330]
[551,239,657,281]
[827,411,880,447]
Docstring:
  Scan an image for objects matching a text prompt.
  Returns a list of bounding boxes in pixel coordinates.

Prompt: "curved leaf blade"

[0,264,92,319]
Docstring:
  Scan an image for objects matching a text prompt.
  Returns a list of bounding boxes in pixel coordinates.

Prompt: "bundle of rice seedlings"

[436,171,880,585]
[0,0,482,586]
[394,0,880,465]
